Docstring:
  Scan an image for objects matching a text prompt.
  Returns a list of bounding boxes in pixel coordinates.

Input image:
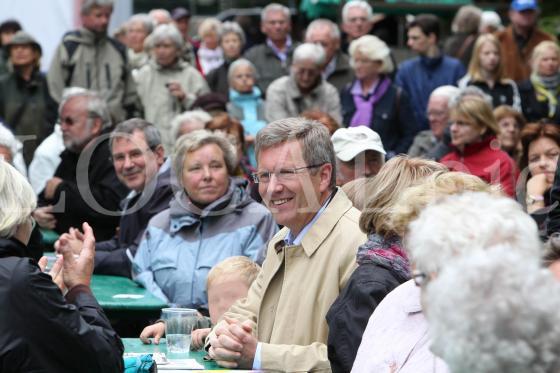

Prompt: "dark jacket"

[326,234,409,373]
[341,77,418,156]
[443,32,477,69]
[94,160,174,277]
[0,68,58,164]
[547,157,560,236]
[518,79,560,124]
[205,60,230,99]
[0,237,124,373]
[459,75,521,111]
[38,133,129,241]
[326,51,354,92]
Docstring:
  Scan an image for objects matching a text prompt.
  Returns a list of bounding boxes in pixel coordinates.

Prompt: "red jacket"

[440,136,518,196]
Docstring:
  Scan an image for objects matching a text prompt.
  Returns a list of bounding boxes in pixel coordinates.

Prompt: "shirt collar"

[266,36,293,61]
[323,57,337,79]
[284,191,334,246]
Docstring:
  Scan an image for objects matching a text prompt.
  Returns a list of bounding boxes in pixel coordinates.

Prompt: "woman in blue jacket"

[340,35,418,158]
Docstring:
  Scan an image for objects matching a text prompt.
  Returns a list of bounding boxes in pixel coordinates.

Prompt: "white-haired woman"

[171,109,212,140]
[265,43,342,123]
[519,41,560,124]
[197,18,224,76]
[0,160,124,372]
[353,189,539,373]
[136,24,210,153]
[206,21,246,98]
[425,246,560,373]
[342,35,417,157]
[227,59,266,166]
[132,130,277,308]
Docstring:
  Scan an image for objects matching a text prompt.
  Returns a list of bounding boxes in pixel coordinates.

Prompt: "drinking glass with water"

[162,308,199,354]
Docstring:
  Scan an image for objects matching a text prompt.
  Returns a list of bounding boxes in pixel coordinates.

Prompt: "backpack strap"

[62,30,82,87]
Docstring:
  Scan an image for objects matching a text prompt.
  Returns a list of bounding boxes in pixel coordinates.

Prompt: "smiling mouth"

[271,198,291,206]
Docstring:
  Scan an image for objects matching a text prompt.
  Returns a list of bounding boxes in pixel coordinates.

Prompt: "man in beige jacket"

[208,118,367,371]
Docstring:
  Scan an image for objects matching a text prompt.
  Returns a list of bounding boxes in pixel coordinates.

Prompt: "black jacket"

[0,237,124,372]
[326,262,408,373]
[206,61,230,99]
[94,160,174,277]
[341,78,418,157]
[38,133,129,241]
[519,79,560,124]
[547,157,560,237]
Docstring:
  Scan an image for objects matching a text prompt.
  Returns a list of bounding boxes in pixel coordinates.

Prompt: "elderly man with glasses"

[206,117,366,371]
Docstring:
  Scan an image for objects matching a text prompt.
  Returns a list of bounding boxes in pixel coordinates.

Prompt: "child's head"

[207,256,260,324]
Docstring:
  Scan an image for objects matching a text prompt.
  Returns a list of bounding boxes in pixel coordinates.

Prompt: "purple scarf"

[356,233,410,281]
[350,76,392,127]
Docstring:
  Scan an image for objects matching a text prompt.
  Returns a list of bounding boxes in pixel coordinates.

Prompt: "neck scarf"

[531,72,560,118]
[350,76,391,127]
[356,233,410,281]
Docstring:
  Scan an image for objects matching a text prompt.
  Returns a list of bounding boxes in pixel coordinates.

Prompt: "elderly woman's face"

[182,143,229,205]
[127,21,148,52]
[221,32,242,59]
[352,50,382,81]
[154,39,178,67]
[536,48,560,77]
[202,32,219,50]
[528,136,560,184]
[230,64,255,93]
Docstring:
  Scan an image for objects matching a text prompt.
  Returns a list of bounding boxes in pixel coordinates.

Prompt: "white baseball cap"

[331,126,386,162]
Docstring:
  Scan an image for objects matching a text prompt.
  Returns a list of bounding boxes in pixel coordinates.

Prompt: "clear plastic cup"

[161,308,198,354]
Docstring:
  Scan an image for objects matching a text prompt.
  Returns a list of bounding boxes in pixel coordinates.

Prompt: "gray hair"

[81,0,114,14]
[171,110,213,140]
[0,160,36,238]
[261,3,291,22]
[109,118,162,150]
[255,117,336,188]
[220,21,246,46]
[430,85,460,101]
[407,192,541,275]
[127,13,154,35]
[149,24,184,51]
[173,129,237,186]
[425,247,560,373]
[342,0,373,23]
[148,9,171,24]
[0,125,18,160]
[451,5,482,34]
[448,85,493,108]
[305,19,341,41]
[59,87,112,130]
[349,35,394,74]
[293,43,326,66]
[227,58,257,84]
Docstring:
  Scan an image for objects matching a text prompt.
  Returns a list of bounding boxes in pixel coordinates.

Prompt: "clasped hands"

[208,317,258,369]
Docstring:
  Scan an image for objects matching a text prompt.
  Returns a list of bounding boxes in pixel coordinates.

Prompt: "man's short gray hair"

[173,129,237,187]
[261,3,291,22]
[293,43,326,66]
[255,117,336,188]
[0,160,36,238]
[342,0,373,23]
[109,118,162,150]
[227,58,257,84]
[81,0,114,14]
[220,21,246,46]
[127,13,155,35]
[430,85,460,101]
[149,24,184,51]
[305,19,341,41]
[407,192,541,275]
[171,110,213,140]
[425,246,560,373]
[0,125,18,161]
[59,87,112,130]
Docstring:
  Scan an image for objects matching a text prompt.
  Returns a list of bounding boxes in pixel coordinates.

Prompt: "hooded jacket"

[0,237,123,373]
[132,177,276,307]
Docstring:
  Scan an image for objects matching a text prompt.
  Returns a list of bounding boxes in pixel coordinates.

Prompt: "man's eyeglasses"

[412,270,429,287]
[251,164,324,184]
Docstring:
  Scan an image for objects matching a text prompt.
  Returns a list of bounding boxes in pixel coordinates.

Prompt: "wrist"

[526,194,545,206]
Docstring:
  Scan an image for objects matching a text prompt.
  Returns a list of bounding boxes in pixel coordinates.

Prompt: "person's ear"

[154,144,165,166]
[319,163,333,192]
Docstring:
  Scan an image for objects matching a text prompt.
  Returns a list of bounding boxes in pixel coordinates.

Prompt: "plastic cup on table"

[161,308,198,354]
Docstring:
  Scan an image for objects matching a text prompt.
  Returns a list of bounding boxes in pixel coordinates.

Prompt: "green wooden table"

[91,275,168,320]
[123,338,222,371]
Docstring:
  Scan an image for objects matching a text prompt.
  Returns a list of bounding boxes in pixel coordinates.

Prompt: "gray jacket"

[265,75,342,123]
[47,28,138,123]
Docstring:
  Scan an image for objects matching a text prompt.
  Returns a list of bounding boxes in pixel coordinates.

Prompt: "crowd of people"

[2,0,560,371]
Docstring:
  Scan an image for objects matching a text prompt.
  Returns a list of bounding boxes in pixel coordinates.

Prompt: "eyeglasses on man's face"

[251,164,324,184]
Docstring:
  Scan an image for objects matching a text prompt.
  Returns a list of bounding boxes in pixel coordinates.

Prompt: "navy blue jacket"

[341,79,418,157]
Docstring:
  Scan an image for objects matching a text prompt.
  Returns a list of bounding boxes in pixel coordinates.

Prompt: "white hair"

[0,125,18,160]
[220,21,246,46]
[0,160,36,238]
[342,0,373,23]
[407,192,541,274]
[425,246,560,373]
[59,87,112,130]
[292,43,326,66]
[149,23,184,51]
[479,10,503,32]
[127,13,154,35]
[261,3,290,22]
[430,85,460,100]
[349,34,394,74]
[171,110,212,140]
[228,58,257,84]
[305,19,341,41]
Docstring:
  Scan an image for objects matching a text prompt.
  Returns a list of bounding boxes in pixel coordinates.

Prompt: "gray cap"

[7,31,42,55]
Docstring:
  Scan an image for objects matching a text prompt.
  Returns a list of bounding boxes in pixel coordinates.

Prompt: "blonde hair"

[468,34,506,82]
[349,35,394,74]
[0,160,36,238]
[450,95,501,136]
[391,171,500,237]
[531,41,560,74]
[198,17,222,38]
[359,156,447,236]
[341,177,369,210]
[206,256,261,289]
